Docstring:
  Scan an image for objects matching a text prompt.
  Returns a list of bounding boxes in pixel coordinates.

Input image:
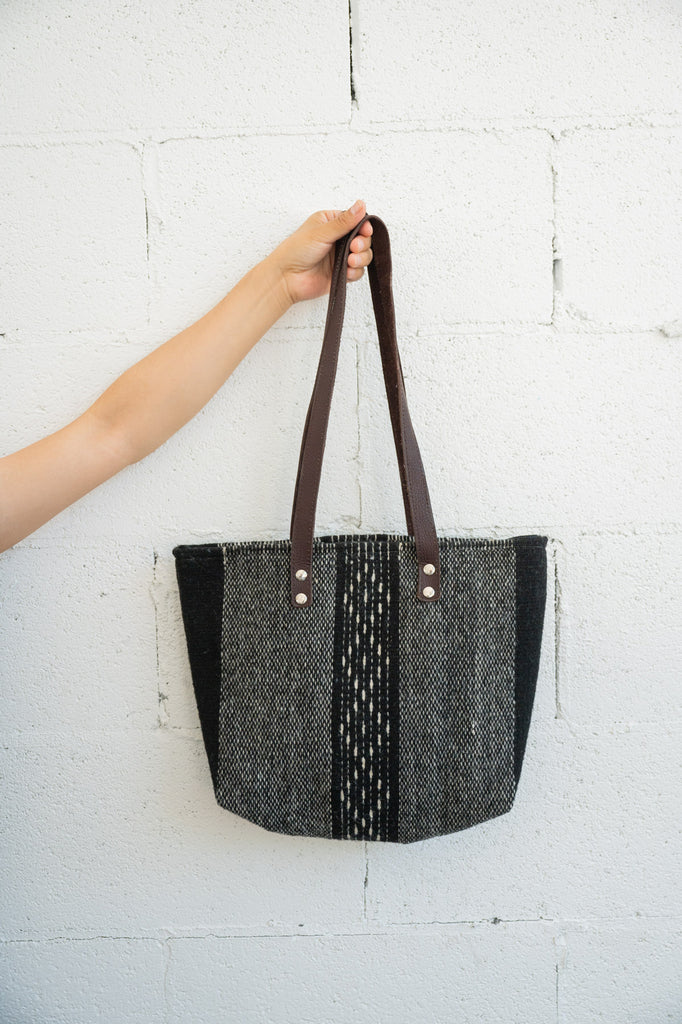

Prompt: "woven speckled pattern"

[397,538,517,843]
[216,540,337,838]
[182,533,547,843]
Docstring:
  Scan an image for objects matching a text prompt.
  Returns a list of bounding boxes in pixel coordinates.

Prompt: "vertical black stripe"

[386,539,401,842]
[349,541,360,838]
[331,539,398,841]
[173,546,224,789]
[370,542,385,840]
[358,540,371,836]
[377,542,391,839]
[331,541,347,839]
[513,537,548,786]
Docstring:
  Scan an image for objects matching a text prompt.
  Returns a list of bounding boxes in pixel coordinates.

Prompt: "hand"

[268,200,374,305]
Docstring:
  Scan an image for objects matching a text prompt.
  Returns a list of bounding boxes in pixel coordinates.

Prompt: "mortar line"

[5,319,679,341]
[143,175,150,266]
[553,541,563,721]
[142,151,151,327]
[348,0,358,110]
[151,549,168,729]
[362,841,369,921]
[4,912,681,945]
[162,937,172,1023]
[2,116,681,148]
[549,130,560,327]
[139,139,158,328]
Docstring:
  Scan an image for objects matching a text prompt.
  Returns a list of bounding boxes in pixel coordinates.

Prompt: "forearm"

[89,253,292,464]
[0,255,291,552]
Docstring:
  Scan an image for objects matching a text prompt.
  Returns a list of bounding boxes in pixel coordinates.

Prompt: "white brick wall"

[1,1,680,1020]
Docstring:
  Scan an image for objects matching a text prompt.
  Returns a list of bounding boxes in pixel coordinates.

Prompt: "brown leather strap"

[289,215,412,538]
[289,213,441,607]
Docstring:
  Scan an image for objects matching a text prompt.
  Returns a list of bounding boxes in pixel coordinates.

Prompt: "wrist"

[259,250,296,315]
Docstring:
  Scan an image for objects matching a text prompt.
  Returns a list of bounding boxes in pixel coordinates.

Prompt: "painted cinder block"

[0,0,349,134]
[555,128,682,330]
[164,924,557,1024]
[0,144,147,334]
[354,0,682,123]
[0,937,166,1024]
[559,920,682,1024]
[558,531,682,727]
[148,134,356,332]
[0,540,159,738]
[149,129,552,334]
[347,129,553,329]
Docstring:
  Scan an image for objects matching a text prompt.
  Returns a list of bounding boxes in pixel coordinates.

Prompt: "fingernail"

[350,199,364,214]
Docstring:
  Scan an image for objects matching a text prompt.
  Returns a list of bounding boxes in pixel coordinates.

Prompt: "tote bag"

[174,213,547,844]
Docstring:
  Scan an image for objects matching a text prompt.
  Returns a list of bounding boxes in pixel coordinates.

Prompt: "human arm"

[0,201,373,553]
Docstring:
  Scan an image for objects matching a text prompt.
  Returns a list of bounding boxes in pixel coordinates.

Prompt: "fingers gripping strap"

[289,214,441,607]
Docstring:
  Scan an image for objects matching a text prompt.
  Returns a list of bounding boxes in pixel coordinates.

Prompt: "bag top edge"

[172,533,548,558]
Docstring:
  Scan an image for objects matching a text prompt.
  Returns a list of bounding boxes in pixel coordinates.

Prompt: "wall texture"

[1,2,681,1021]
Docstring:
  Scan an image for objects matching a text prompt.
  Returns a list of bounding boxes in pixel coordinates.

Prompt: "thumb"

[315,200,367,242]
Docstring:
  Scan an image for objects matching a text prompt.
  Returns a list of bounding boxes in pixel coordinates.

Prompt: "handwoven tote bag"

[173,213,547,844]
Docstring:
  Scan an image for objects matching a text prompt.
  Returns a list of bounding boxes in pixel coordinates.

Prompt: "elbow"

[83,408,140,474]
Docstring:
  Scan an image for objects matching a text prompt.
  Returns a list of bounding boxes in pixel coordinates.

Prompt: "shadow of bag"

[173,213,548,844]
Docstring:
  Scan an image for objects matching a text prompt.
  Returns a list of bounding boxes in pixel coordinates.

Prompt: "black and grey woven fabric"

[173,214,548,844]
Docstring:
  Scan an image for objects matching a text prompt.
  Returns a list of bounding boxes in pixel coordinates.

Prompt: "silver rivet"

[295,568,308,581]
[423,563,436,575]
[423,586,435,599]
[295,592,308,605]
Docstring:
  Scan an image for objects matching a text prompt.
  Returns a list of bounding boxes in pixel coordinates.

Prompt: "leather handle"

[289,216,413,540]
[289,213,441,608]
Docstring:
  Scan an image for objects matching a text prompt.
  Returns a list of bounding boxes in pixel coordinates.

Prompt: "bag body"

[174,215,547,844]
